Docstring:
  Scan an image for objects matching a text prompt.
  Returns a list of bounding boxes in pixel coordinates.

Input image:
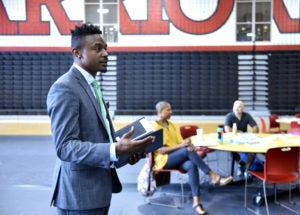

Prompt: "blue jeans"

[165,147,211,196]
[239,152,264,171]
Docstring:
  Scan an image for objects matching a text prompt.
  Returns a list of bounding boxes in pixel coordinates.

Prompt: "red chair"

[244,147,300,215]
[268,114,283,133]
[295,113,300,118]
[264,114,287,133]
[179,125,198,139]
[290,121,300,129]
[259,117,267,133]
[179,125,214,158]
[148,153,186,208]
[287,127,300,136]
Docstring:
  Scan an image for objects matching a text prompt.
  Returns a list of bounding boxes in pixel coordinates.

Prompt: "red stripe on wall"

[0,45,299,52]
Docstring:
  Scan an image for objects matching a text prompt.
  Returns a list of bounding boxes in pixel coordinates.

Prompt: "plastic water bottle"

[253,192,263,206]
[217,125,223,143]
[232,123,237,135]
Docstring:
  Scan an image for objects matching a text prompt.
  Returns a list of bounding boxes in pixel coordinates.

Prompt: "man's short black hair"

[71,24,102,49]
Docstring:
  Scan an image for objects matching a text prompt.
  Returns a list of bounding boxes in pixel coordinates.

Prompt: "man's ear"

[72,48,82,59]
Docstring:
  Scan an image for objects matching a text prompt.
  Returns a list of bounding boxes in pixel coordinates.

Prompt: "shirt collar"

[73,63,95,85]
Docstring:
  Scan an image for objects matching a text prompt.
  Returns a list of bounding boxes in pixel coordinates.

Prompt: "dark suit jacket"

[47,66,121,210]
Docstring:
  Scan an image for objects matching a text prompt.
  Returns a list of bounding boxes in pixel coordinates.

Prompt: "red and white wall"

[0,0,299,116]
[0,0,299,52]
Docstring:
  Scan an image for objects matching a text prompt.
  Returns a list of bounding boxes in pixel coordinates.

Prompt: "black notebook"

[114,118,163,168]
[115,117,153,141]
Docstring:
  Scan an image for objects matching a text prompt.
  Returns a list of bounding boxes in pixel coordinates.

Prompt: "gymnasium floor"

[0,116,299,215]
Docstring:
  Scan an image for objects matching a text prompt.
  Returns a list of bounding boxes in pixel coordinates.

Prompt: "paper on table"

[228,133,262,145]
[191,135,219,147]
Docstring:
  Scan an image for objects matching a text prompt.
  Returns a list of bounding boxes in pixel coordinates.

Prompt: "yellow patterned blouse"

[153,120,183,170]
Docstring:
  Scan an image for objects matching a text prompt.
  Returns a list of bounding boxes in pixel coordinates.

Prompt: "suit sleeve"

[47,81,111,168]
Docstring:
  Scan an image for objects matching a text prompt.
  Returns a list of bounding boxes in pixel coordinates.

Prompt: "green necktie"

[92,80,113,143]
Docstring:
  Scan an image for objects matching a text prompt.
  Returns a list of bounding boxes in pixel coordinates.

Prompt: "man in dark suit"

[47,24,154,215]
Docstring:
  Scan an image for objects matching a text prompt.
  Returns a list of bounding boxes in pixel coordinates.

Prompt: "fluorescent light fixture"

[97,8,109,14]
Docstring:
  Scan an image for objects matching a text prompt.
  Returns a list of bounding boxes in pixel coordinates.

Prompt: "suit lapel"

[103,101,116,141]
[71,67,109,134]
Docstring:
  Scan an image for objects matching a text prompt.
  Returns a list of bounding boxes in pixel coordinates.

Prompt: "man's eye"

[94,46,102,52]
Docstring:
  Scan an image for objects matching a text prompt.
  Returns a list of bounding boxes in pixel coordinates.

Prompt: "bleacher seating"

[0,51,299,115]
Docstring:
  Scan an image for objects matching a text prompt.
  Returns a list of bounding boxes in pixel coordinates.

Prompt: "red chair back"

[179,125,198,139]
[290,121,300,128]
[287,128,300,135]
[179,125,213,158]
[269,114,280,129]
[264,147,299,183]
[259,117,267,133]
[268,114,286,133]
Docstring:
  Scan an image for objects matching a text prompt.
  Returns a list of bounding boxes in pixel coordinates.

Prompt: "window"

[84,0,119,43]
[236,0,271,42]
